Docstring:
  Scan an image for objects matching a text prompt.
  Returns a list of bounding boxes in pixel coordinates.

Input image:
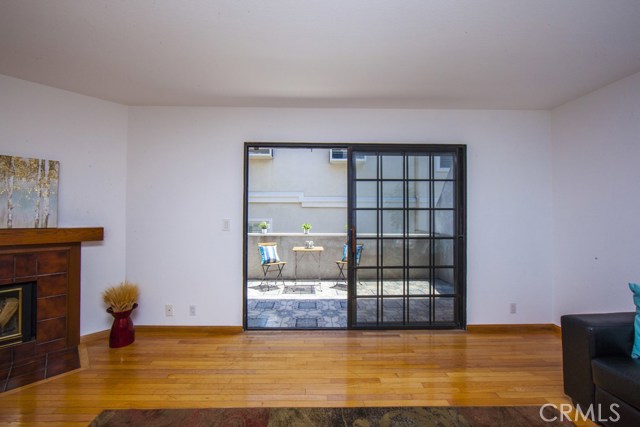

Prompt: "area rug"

[89,406,576,426]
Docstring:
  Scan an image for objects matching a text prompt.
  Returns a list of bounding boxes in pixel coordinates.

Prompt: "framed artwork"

[0,155,59,229]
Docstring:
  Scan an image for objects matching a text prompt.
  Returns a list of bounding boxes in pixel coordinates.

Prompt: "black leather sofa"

[561,312,640,427]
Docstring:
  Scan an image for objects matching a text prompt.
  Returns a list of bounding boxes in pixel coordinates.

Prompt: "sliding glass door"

[348,146,466,329]
[243,143,466,330]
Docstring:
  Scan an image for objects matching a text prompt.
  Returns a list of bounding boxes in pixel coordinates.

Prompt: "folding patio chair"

[258,242,287,289]
[335,243,363,286]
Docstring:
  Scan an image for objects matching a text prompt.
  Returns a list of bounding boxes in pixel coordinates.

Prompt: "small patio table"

[292,246,324,291]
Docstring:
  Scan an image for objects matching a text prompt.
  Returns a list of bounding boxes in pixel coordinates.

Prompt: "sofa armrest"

[561,312,635,408]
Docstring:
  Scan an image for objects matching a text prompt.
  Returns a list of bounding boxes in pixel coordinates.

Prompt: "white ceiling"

[1,0,640,109]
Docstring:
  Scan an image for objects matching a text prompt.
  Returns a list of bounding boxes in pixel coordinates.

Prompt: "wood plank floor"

[0,328,589,426]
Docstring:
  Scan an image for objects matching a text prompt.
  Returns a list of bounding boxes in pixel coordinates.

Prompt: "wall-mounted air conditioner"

[248,147,273,159]
[329,148,366,163]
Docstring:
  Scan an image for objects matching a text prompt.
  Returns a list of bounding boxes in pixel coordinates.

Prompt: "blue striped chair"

[335,243,363,286]
[258,242,287,289]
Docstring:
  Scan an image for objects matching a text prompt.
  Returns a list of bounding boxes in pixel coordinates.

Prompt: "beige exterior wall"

[248,148,347,233]
[248,147,456,283]
[248,147,454,235]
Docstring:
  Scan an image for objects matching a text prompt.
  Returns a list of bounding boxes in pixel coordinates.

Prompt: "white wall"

[6,69,639,330]
[0,75,128,335]
[127,107,552,326]
[4,64,637,330]
[551,71,640,323]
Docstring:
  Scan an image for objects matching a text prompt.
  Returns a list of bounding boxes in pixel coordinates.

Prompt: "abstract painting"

[0,155,59,228]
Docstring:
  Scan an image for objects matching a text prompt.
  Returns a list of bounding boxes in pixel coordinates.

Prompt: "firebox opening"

[0,282,36,348]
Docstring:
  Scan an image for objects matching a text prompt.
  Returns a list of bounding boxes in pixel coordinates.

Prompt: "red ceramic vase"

[107,303,138,348]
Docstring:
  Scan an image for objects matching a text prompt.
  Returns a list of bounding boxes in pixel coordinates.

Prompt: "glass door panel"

[348,146,465,329]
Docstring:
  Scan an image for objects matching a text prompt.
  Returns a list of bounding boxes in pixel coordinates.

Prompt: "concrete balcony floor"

[247,279,454,329]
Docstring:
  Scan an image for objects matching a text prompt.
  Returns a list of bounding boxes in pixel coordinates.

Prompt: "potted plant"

[259,221,269,234]
[102,281,139,348]
[302,223,312,234]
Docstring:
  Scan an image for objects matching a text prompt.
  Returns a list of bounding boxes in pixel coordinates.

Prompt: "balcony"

[247,232,453,329]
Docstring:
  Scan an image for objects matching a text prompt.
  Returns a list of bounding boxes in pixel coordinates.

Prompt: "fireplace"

[0,227,103,392]
[0,282,36,348]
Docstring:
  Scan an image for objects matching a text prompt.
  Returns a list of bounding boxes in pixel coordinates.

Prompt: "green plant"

[259,221,269,230]
[302,223,312,231]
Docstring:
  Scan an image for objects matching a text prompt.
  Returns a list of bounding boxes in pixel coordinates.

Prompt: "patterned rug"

[89,406,576,426]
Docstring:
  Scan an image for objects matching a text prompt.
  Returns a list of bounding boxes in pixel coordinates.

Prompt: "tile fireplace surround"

[0,228,103,392]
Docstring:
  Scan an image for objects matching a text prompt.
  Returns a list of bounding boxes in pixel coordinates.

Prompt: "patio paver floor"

[247,279,454,329]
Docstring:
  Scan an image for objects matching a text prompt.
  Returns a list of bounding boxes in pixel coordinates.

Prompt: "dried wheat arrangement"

[102,281,139,312]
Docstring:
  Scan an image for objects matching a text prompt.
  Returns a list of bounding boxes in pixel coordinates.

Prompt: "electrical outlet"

[165,304,174,316]
[510,303,517,314]
[189,305,196,316]
[222,219,230,231]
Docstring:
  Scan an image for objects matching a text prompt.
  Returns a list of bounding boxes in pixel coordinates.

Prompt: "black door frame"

[243,142,466,330]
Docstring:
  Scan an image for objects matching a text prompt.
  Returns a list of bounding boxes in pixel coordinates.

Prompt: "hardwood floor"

[0,327,587,426]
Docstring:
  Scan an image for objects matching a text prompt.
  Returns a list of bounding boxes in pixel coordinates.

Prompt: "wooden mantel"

[0,227,103,247]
